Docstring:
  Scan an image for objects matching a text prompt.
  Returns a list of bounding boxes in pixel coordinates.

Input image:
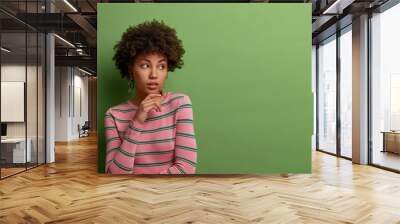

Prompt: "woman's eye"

[140,64,149,69]
[159,64,166,70]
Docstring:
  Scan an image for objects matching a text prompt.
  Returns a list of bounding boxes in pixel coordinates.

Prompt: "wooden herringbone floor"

[1,134,400,224]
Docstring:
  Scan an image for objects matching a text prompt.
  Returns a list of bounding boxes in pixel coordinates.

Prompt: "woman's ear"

[128,64,133,78]
[128,64,134,80]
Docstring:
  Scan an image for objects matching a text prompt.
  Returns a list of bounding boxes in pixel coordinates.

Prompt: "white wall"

[1,64,46,164]
[55,66,69,141]
[1,65,26,139]
[1,65,41,137]
[70,71,89,139]
[54,66,89,141]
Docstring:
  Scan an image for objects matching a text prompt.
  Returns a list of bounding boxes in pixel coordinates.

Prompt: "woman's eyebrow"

[140,58,166,63]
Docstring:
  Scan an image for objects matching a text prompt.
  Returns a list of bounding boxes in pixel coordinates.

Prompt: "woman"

[105,20,197,174]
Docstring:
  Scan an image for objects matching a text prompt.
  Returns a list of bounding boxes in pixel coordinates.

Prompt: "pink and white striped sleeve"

[104,109,146,174]
[160,95,198,174]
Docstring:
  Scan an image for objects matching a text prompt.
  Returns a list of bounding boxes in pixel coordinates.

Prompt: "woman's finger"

[142,99,160,109]
[143,102,161,113]
[141,97,161,108]
[142,99,159,108]
[142,93,162,103]
[151,101,162,112]
[149,101,162,112]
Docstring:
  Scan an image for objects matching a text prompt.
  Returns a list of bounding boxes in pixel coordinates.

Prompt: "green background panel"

[97,3,312,174]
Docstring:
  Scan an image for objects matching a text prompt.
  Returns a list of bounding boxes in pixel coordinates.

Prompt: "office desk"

[1,138,32,163]
[381,131,400,154]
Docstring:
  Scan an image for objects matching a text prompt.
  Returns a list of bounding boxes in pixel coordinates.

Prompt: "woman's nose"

[149,67,157,79]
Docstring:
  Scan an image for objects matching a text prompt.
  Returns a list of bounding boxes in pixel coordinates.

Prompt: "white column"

[352,14,369,164]
[46,33,55,163]
[46,1,55,163]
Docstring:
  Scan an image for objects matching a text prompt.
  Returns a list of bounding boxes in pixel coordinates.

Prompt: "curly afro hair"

[113,19,185,80]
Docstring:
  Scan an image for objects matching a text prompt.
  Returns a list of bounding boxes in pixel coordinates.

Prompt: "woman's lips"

[147,82,158,90]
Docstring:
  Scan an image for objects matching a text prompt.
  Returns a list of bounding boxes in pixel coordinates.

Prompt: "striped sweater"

[104,92,197,174]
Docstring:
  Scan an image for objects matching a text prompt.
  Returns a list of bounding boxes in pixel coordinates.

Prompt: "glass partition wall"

[316,26,353,159]
[317,35,337,155]
[316,1,400,172]
[370,3,400,172]
[339,26,352,159]
[0,1,46,179]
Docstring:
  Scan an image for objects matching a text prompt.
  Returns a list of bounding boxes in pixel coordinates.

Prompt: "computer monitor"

[1,123,7,137]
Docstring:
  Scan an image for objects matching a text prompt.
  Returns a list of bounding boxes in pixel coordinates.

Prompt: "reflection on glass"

[0,1,47,179]
[340,28,352,158]
[318,36,337,154]
[371,4,400,171]
[1,31,27,177]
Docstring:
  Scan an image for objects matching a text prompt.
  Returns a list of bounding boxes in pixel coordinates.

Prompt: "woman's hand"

[133,93,164,123]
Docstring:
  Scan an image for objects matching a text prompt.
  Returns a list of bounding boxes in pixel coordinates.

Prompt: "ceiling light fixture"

[54,34,75,48]
[78,67,93,76]
[1,47,11,53]
[322,0,354,15]
[63,0,78,12]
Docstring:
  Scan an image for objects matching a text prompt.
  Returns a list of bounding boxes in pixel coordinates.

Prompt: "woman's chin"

[146,88,161,94]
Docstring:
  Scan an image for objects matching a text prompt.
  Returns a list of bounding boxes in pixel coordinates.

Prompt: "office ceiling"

[0,0,393,75]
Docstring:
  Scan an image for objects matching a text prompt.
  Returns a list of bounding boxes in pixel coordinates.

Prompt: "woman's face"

[131,51,168,95]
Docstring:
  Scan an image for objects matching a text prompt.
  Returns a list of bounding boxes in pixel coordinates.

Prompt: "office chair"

[79,121,90,138]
